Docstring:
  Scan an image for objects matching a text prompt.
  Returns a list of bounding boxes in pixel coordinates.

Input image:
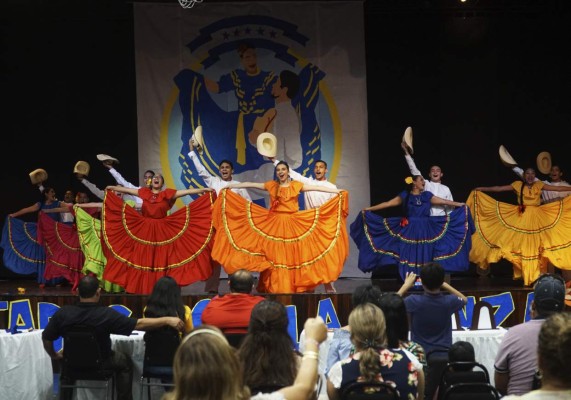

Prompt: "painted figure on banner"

[172,16,337,208]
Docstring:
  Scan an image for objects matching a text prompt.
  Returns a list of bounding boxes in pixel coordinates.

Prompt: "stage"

[0,264,536,331]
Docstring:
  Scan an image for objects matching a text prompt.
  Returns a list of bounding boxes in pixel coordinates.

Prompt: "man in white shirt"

[271,157,339,293]
[188,138,252,293]
[402,142,453,216]
[98,155,154,209]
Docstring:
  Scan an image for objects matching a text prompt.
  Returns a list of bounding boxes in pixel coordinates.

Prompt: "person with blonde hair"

[164,317,328,400]
[327,303,423,400]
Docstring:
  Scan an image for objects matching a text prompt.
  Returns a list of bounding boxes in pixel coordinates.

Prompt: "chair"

[436,361,490,400]
[224,332,247,349]
[339,381,399,400]
[424,348,450,400]
[139,327,180,400]
[441,382,501,400]
[59,325,115,400]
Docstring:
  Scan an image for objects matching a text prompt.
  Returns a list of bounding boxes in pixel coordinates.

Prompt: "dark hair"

[229,270,254,294]
[219,159,234,170]
[420,262,445,290]
[78,275,99,298]
[278,70,300,99]
[448,341,475,371]
[351,284,383,308]
[40,186,55,203]
[315,159,328,169]
[144,276,185,320]
[378,293,409,348]
[144,169,155,176]
[238,300,297,390]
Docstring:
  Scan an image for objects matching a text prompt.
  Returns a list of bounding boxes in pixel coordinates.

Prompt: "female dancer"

[350,175,474,281]
[212,161,348,293]
[469,167,571,285]
[102,173,215,294]
[6,187,83,289]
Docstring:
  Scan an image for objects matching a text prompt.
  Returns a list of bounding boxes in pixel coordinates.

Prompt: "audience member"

[327,303,422,400]
[433,341,476,400]
[164,316,328,400]
[41,275,184,400]
[144,276,193,334]
[201,269,265,334]
[238,300,300,395]
[501,312,571,399]
[326,284,383,373]
[494,273,566,396]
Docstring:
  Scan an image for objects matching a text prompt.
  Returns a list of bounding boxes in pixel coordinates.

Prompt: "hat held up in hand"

[96,154,120,165]
[29,168,48,185]
[498,145,518,167]
[73,161,90,177]
[191,126,204,155]
[402,127,413,154]
[256,132,277,158]
[536,151,552,175]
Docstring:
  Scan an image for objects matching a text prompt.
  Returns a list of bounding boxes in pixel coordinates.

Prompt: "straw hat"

[73,161,90,177]
[191,126,204,155]
[96,154,120,164]
[402,127,413,154]
[29,168,48,185]
[536,151,552,175]
[256,132,277,158]
[498,145,518,167]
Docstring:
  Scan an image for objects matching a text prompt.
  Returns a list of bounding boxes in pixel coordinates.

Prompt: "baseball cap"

[533,274,565,312]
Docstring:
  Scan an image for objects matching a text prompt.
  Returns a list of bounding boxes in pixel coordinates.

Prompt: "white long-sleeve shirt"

[404,154,453,216]
[188,151,252,200]
[512,166,571,204]
[108,168,143,208]
[81,177,140,208]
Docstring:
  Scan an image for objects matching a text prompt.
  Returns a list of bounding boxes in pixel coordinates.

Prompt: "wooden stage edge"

[0,272,538,330]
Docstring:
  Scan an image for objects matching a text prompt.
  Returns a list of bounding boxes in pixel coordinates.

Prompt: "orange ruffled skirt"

[212,189,349,293]
[102,191,216,294]
[467,190,571,286]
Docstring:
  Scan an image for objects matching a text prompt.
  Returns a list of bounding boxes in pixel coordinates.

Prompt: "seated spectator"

[494,273,566,396]
[238,300,300,395]
[501,312,571,399]
[325,284,383,373]
[144,276,193,334]
[433,341,476,399]
[164,317,328,400]
[201,269,265,333]
[41,275,184,400]
[326,303,423,400]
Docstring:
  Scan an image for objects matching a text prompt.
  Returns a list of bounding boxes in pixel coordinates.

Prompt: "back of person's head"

[279,70,300,99]
[351,284,383,308]
[420,263,445,291]
[532,273,566,318]
[166,325,249,400]
[239,300,296,389]
[378,293,409,348]
[229,269,254,294]
[145,276,185,319]
[448,341,475,371]
[78,275,99,298]
[349,303,387,382]
[537,312,571,388]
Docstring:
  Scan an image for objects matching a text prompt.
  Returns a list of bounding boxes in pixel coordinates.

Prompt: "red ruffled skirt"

[102,191,216,294]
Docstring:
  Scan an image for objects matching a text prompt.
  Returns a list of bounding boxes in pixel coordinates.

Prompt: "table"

[0,329,53,400]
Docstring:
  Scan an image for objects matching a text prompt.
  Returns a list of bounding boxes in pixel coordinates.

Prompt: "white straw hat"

[256,132,277,158]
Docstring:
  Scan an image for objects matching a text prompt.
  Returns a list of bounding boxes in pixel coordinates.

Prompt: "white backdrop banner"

[133,1,369,277]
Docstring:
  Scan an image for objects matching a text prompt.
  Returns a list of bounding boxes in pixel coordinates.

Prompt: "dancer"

[271,156,339,293]
[213,161,349,293]
[350,175,474,281]
[469,167,571,285]
[8,187,83,289]
[102,174,215,294]
[402,140,453,216]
